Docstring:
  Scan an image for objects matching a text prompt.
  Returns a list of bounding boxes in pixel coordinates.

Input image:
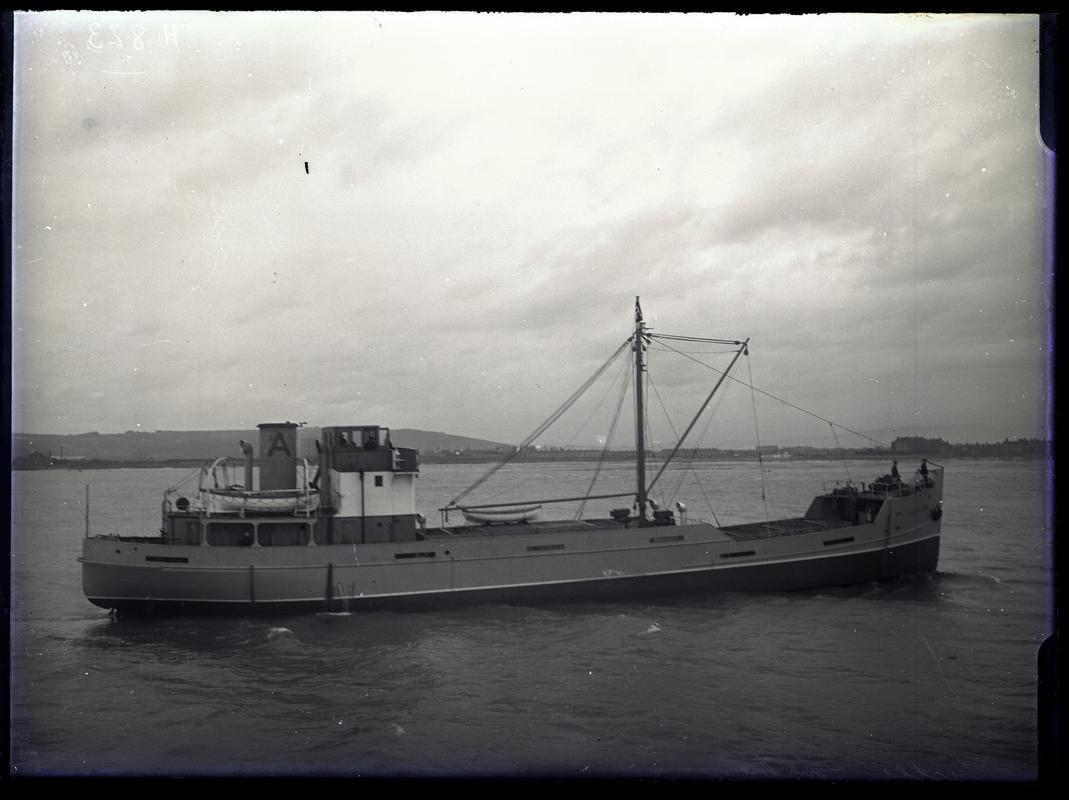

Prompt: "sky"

[11,12,1052,450]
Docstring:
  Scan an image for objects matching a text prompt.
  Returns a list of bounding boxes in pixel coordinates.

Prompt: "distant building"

[998,437,1047,456]
[891,436,1047,458]
[12,451,52,470]
[947,438,1047,458]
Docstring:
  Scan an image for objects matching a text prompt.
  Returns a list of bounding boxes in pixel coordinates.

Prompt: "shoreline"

[11,452,1046,471]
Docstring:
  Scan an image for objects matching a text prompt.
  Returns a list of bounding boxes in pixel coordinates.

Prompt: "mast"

[634,296,648,525]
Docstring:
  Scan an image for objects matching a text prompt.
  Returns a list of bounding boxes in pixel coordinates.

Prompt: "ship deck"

[720,517,853,541]
[418,515,855,541]
[421,519,627,538]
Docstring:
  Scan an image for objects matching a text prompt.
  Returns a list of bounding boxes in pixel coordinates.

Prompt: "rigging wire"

[646,370,679,481]
[666,378,731,517]
[640,343,656,513]
[746,348,772,526]
[562,343,631,450]
[166,466,205,493]
[689,465,722,528]
[645,362,661,511]
[652,337,889,449]
[829,422,852,484]
[648,344,742,356]
[650,333,744,345]
[660,336,866,498]
[648,368,692,503]
[575,357,632,519]
[448,338,631,508]
[646,340,748,494]
[651,366,729,526]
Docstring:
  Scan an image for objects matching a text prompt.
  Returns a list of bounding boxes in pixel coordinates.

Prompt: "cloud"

[12,12,1048,445]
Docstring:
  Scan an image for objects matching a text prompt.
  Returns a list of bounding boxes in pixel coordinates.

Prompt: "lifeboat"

[461,504,542,524]
[207,487,320,513]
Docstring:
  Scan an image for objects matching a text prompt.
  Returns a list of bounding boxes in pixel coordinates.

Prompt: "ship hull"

[82,507,941,616]
[85,534,939,615]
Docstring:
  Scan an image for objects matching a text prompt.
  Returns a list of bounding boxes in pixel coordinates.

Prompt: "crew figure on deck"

[920,458,930,487]
[891,460,901,482]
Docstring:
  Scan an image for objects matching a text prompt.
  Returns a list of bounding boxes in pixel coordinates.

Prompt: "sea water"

[9,459,1051,779]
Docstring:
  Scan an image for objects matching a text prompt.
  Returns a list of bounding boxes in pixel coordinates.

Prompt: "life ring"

[930,507,942,521]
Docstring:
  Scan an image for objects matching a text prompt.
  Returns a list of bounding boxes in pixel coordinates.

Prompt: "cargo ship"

[81,299,942,614]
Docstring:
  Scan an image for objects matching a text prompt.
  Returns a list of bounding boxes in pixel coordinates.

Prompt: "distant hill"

[721,423,1043,450]
[389,429,509,453]
[12,427,512,463]
[14,424,1041,465]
